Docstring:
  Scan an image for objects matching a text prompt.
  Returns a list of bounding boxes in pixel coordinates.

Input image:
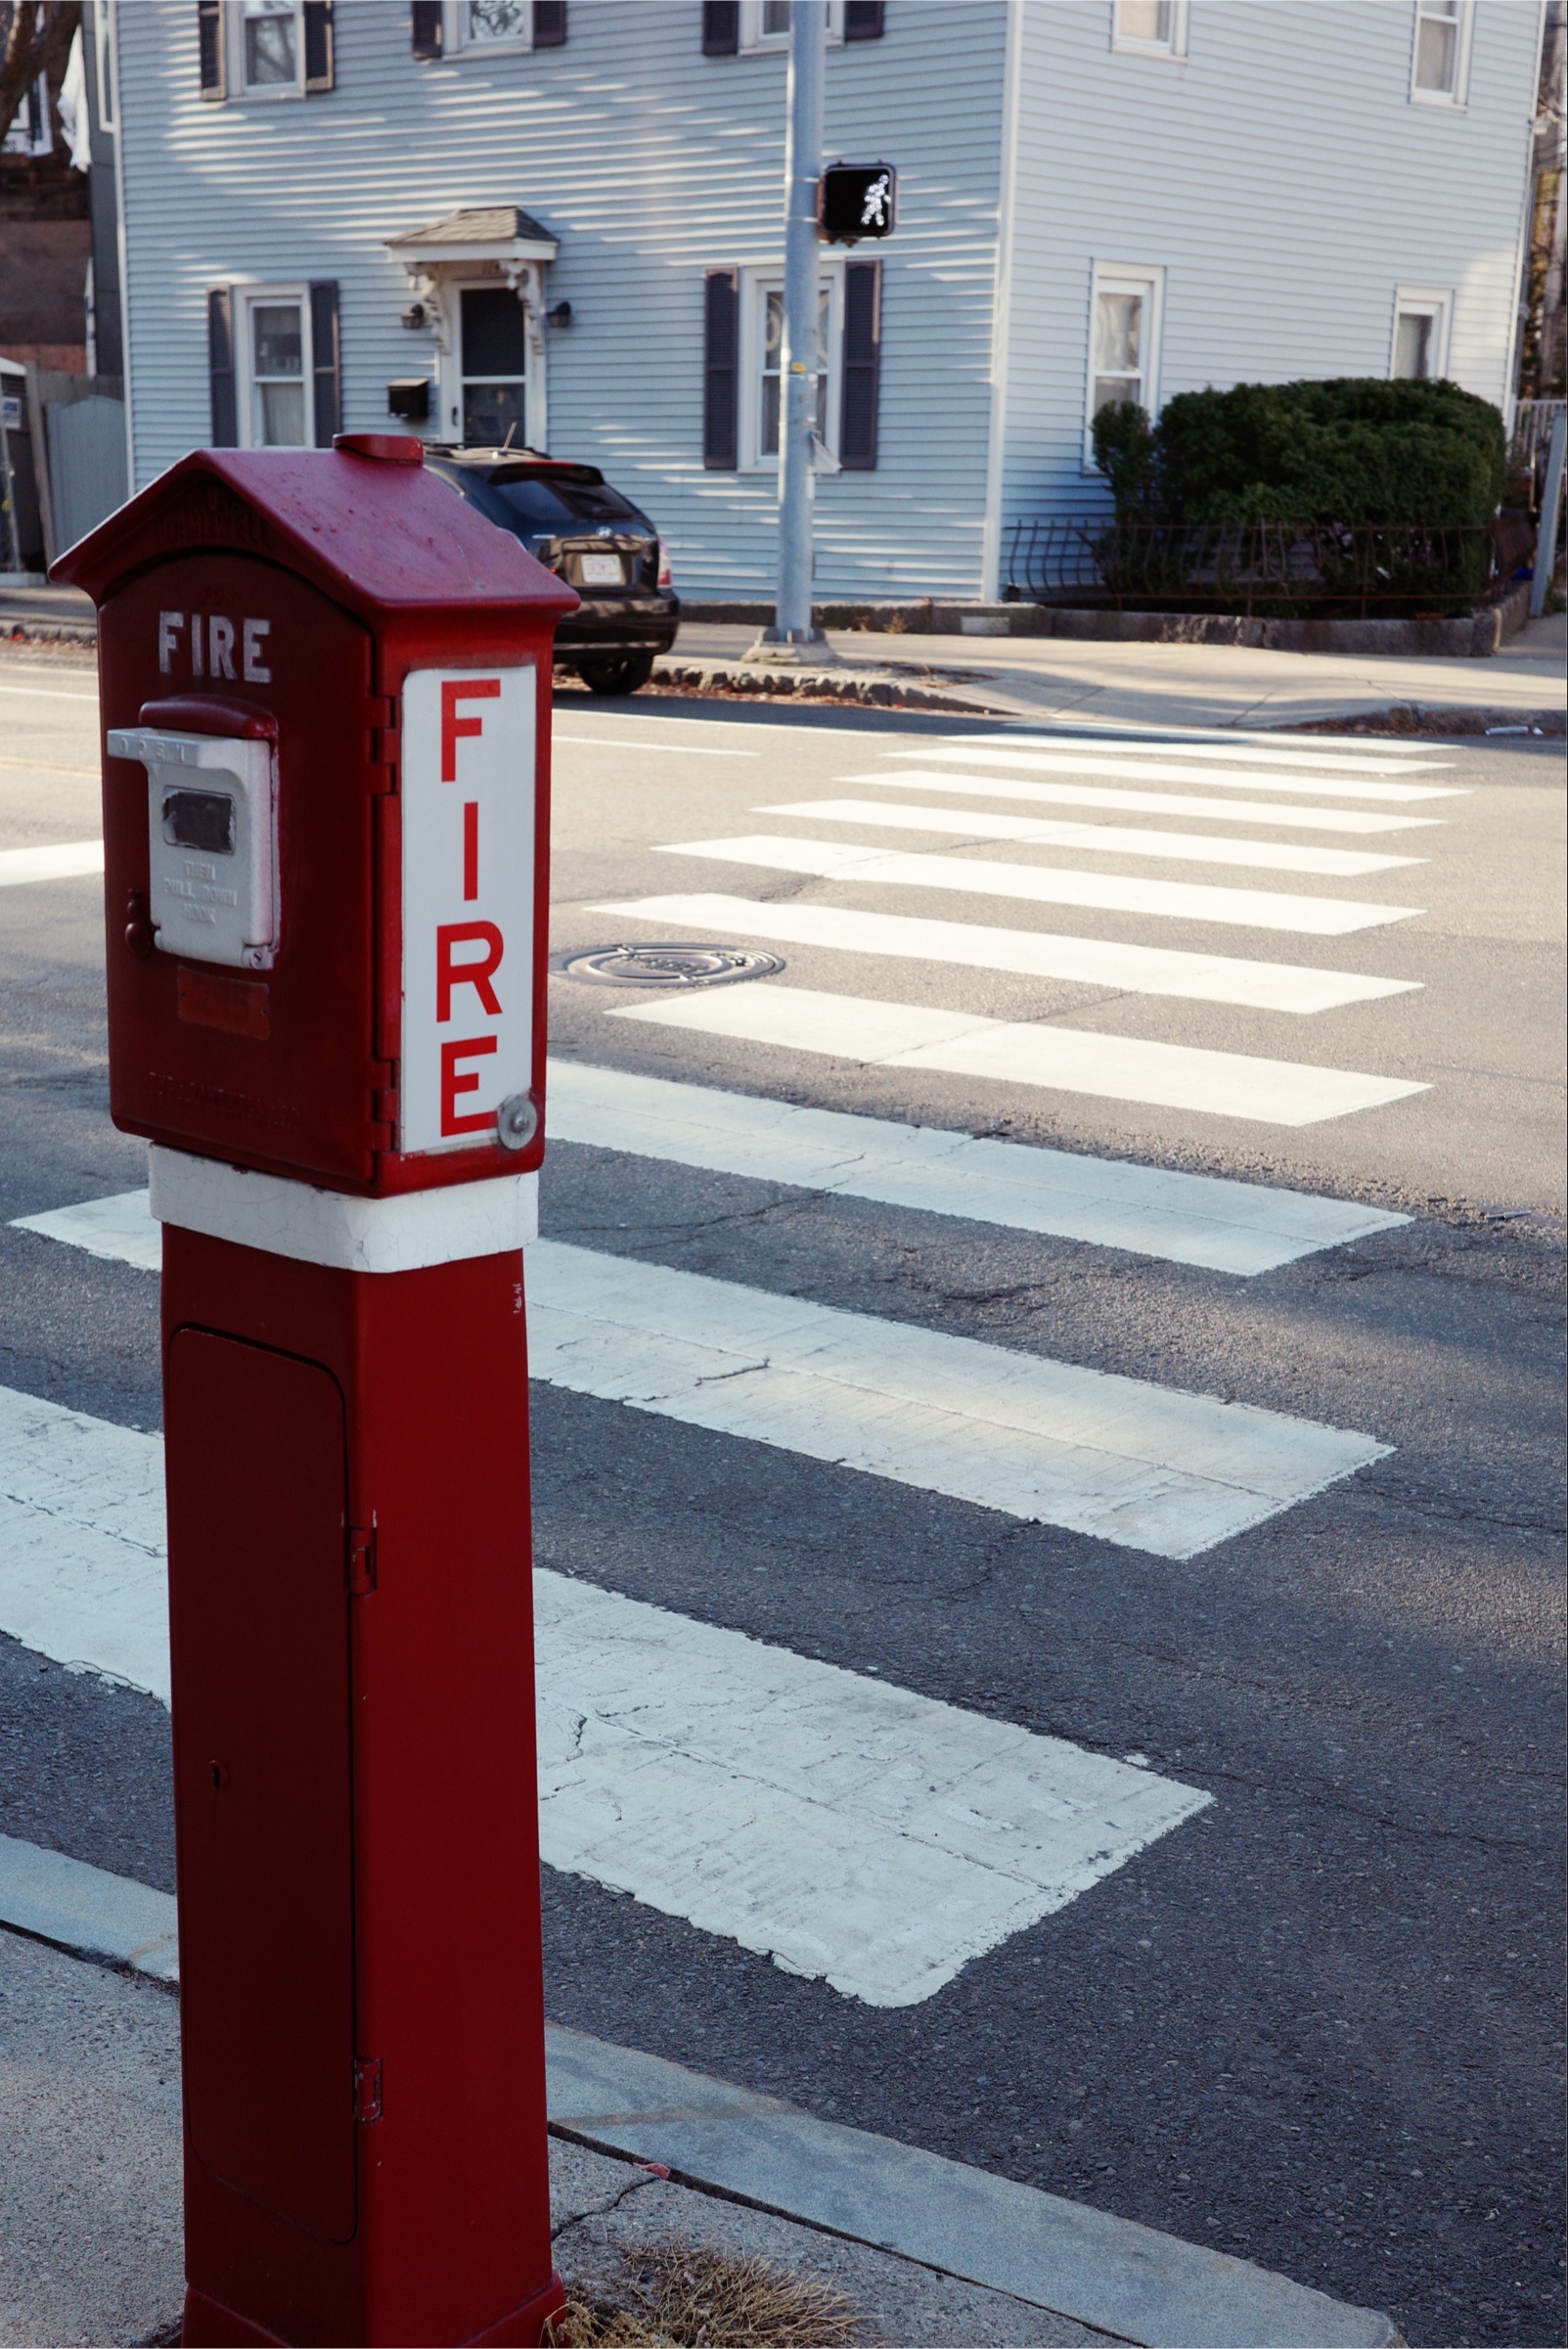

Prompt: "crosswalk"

[2,718,1447,2004]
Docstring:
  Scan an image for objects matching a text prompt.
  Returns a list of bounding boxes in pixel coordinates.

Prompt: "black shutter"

[304,0,335,88]
[844,1,885,36]
[208,289,238,446]
[839,258,880,470]
[702,2,739,55]
[703,269,739,470]
[533,0,567,45]
[411,0,444,59]
[198,0,226,98]
[310,282,342,445]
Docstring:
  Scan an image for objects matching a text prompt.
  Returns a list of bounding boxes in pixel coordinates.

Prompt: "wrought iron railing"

[1003,516,1516,616]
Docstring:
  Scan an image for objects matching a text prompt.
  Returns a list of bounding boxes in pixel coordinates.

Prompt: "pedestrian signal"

[820,162,896,243]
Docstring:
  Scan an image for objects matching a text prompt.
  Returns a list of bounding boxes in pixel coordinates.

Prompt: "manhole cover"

[553,942,785,988]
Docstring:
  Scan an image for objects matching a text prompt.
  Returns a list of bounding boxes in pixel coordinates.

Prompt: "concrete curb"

[545,2026,1403,2349]
[0,1830,179,1980]
[678,584,1533,658]
[0,1834,1402,2349]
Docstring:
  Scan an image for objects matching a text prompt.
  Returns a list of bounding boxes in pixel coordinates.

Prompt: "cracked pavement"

[0,665,1562,2345]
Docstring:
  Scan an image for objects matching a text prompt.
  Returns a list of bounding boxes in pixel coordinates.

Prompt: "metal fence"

[1003,516,1517,616]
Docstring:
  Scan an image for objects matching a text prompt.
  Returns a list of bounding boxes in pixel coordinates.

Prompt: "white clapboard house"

[100,0,1542,600]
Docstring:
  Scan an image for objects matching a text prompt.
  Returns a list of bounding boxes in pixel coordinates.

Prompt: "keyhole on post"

[209,1760,229,1789]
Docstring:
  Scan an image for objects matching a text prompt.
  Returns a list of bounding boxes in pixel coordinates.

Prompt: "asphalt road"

[0,649,1563,2348]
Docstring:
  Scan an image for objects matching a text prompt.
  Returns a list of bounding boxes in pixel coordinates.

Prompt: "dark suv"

[426,447,679,695]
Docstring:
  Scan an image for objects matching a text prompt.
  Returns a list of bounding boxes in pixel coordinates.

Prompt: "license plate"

[579,554,623,586]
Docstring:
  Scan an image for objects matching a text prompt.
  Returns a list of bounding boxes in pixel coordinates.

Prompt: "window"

[1391,287,1453,380]
[1086,264,1163,456]
[460,287,529,446]
[1111,0,1187,57]
[738,264,844,467]
[739,0,845,51]
[243,294,311,445]
[465,0,532,45]
[1411,0,1471,104]
[0,74,51,155]
[241,0,301,89]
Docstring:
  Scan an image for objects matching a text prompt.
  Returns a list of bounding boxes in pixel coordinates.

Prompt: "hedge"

[1091,377,1506,529]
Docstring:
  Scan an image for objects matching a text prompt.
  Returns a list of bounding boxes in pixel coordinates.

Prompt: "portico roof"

[385,205,559,269]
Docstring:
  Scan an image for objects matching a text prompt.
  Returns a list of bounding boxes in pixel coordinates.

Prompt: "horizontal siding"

[116,0,1008,600]
[998,0,1540,558]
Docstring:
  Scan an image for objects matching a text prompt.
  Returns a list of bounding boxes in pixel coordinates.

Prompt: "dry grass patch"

[546,2237,865,2348]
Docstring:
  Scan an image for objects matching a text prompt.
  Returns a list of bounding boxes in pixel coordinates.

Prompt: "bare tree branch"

[0,2,83,158]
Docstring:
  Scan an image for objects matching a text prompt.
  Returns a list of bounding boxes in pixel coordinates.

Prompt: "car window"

[483,476,581,529]
[487,471,643,527]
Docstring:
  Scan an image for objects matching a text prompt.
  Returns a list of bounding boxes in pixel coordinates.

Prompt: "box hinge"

[347,1525,377,1596]
[353,2056,383,2124]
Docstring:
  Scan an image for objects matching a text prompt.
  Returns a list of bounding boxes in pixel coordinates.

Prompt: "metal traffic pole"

[748,0,829,660]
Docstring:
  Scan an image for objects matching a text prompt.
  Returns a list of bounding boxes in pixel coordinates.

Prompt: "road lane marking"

[534,1571,1211,2006]
[911,747,1462,802]
[544,1061,1411,1273]
[595,891,1419,1014]
[0,1385,169,1701]
[655,835,1422,935]
[948,736,1456,779]
[760,799,1421,879]
[0,839,105,886]
[13,1081,1411,1285]
[0,682,99,703]
[3,1225,1391,1556]
[13,1189,162,1270]
[610,980,1431,1127]
[0,1384,1211,2007]
[836,769,1441,836]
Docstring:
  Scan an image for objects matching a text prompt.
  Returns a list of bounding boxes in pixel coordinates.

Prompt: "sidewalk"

[667,615,1567,731]
[4,579,1558,732]
[0,1834,1405,2349]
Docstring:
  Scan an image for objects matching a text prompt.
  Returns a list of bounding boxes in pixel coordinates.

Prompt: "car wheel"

[576,652,657,696]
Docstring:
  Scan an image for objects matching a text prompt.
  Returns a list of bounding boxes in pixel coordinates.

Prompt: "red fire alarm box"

[55,436,579,2349]
[59,431,574,1194]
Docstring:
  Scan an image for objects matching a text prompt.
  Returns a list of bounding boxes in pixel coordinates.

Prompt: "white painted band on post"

[148,1146,539,1272]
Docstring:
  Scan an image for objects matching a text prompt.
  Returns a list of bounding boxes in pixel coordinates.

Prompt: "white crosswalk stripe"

[609,981,1429,1126]
[759,798,1422,879]
[13,1075,1411,1281]
[0,839,105,886]
[0,1382,1212,2006]
[837,769,1442,836]
[543,1061,1410,1272]
[6,1212,1391,1555]
[597,891,1419,1014]
[907,745,1463,802]
[946,734,1459,780]
[657,834,1422,935]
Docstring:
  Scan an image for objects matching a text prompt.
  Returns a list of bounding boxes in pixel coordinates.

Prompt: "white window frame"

[1110,0,1188,60]
[1410,0,1473,107]
[235,284,315,450]
[0,72,52,155]
[739,0,845,55]
[737,258,846,473]
[441,0,536,57]
[1084,262,1165,467]
[1390,286,1454,381]
[226,0,306,100]
[95,0,118,133]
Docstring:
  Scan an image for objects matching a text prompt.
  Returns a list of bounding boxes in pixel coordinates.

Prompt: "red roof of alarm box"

[52,437,580,623]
